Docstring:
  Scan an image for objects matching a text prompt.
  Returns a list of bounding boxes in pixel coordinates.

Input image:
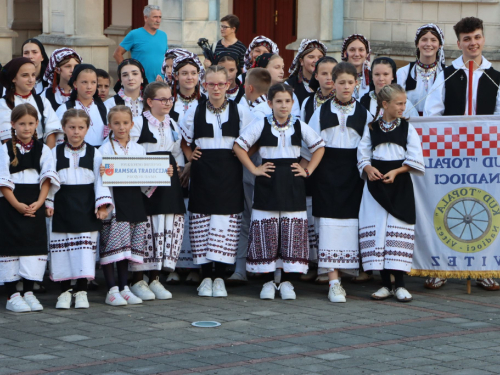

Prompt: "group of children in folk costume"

[2,16,500,312]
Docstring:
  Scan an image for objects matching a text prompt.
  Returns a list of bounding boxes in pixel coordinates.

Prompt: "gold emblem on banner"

[434,187,500,253]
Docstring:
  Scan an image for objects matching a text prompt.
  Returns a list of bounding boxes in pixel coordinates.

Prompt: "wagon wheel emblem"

[444,198,492,243]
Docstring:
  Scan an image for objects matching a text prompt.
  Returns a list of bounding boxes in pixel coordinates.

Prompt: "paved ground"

[1,274,500,375]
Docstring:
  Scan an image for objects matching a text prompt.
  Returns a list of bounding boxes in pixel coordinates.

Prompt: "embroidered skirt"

[0,255,48,283]
[176,199,200,269]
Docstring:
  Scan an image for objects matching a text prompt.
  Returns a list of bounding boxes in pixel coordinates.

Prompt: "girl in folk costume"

[47,109,112,309]
[56,64,108,147]
[128,82,185,300]
[357,84,425,302]
[0,57,63,148]
[307,62,370,302]
[397,24,445,116]
[99,106,170,306]
[22,39,49,95]
[286,39,327,107]
[299,56,337,284]
[0,104,60,312]
[179,65,254,297]
[168,50,205,284]
[234,84,325,300]
[104,59,148,120]
[341,34,371,100]
[41,48,82,111]
[214,51,247,107]
[240,36,279,84]
[360,57,419,119]
[160,49,177,87]
[251,54,301,118]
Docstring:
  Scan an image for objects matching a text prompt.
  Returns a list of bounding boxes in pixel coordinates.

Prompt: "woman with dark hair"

[341,34,371,100]
[22,39,49,95]
[104,59,149,118]
[397,24,445,116]
[214,51,246,106]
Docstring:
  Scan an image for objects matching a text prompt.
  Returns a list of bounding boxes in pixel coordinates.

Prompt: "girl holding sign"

[47,109,112,309]
[179,65,254,298]
[128,82,185,301]
[357,84,425,302]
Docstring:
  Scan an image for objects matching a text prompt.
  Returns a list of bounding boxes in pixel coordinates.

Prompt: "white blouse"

[34,80,45,95]
[46,145,113,211]
[236,115,324,160]
[0,142,60,199]
[41,86,72,108]
[172,98,198,124]
[104,89,144,118]
[357,122,425,179]
[56,101,108,147]
[179,101,255,149]
[0,95,63,143]
[98,138,150,218]
[130,111,184,167]
[397,63,444,114]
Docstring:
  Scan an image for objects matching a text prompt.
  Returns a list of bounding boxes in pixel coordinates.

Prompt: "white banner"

[410,115,500,279]
[102,155,171,186]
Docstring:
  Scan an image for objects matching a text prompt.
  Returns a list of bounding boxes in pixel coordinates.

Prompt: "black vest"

[369,119,409,151]
[113,94,125,106]
[45,89,60,111]
[7,139,43,174]
[192,99,240,141]
[232,84,246,104]
[55,143,95,172]
[443,65,500,115]
[405,62,446,92]
[303,95,318,124]
[258,117,302,147]
[319,100,366,137]
[285,75,311,107]
[66,99,108,125]
[359,93,371,112]
[137,115,176,145]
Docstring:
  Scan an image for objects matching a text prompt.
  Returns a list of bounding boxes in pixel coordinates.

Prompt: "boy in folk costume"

[396,24,445,116]
[424,17,500,291]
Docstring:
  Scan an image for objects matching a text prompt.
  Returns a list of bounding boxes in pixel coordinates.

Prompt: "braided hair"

[368,83,407,130]
[10,103,38,167]
[106,105,133,155]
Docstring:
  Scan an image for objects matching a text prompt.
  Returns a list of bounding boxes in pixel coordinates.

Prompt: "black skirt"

[53,183,103,233]
[188,149,244,215]
[312,147,364,219]
[253,158,306,212]
[114,186,148,223]
[143,151,186,216]
[367,159,416,225]
[0,184,47,256]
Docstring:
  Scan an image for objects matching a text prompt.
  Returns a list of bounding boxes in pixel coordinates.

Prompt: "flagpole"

[467,60,474,294]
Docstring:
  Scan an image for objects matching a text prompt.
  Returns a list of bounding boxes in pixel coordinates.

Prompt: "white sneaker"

[371,287,394,300]
[260,281,277,300]
[149,277,172,300]
[395,287,413,302]
[197,278,213,297]
[212,278,227,297]
[74,291,89,309]
[105,286,127,306]
[6,293,31,313]
[226,271,248,285]
[328,283,347,303]
[56,290,72,309]
[23,292,43,311]
[166,272,180,285]
[279,281,296,300]
[130,280,156,301]
[120,286,143,305]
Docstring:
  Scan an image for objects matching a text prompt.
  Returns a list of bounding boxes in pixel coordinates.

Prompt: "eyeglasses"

[220,25,232,30]
[205,82,228,89]
[152,97,174,105]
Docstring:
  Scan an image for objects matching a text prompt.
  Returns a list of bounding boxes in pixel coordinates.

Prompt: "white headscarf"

[415,23,445,66]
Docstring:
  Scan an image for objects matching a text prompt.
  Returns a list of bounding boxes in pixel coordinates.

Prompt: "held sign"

[102,155,171,186]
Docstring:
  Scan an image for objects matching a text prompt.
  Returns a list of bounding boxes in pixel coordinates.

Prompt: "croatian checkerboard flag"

[409,115,500,279]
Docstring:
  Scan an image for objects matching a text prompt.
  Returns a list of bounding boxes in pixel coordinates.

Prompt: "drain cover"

[191,321,221,328]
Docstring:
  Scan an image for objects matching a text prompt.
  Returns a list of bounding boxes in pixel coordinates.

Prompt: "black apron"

[367,159,416,225]
[114,186,148,223]
[253,158,306,212]
[52,184,103,233]
[142,151,186,215]
[312,147,364,219]
[188,149,244,215]
[0,184,47,256]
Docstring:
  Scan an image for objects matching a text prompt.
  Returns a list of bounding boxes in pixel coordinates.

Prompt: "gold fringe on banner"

[409,269,500,279]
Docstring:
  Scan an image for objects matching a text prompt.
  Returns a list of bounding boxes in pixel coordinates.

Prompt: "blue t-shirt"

[120,28,168,83]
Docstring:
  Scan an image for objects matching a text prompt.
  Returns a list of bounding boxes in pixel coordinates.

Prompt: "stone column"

[36,0,113,71]
[0,0,18,64]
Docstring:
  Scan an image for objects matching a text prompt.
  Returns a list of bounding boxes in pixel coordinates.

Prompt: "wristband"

[304,168,310,178]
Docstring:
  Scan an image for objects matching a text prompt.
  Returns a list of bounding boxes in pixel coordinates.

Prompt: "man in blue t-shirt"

[113,5,168,83]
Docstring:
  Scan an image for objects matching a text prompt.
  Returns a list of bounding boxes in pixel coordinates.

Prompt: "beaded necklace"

[267,114,294,148]
[178,90,197,112]
[226,83,239,95]
[299,69,314,93]
[379,117,400,133]
[415,60,439,91]
[65,141,86,152]
[15,92,32,100]
[207,99,229,128]
[332,96,356,114]
[315,88,335,110]
[17,139,34,151]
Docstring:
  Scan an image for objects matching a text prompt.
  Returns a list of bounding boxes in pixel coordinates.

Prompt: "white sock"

[329,279,340,287]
